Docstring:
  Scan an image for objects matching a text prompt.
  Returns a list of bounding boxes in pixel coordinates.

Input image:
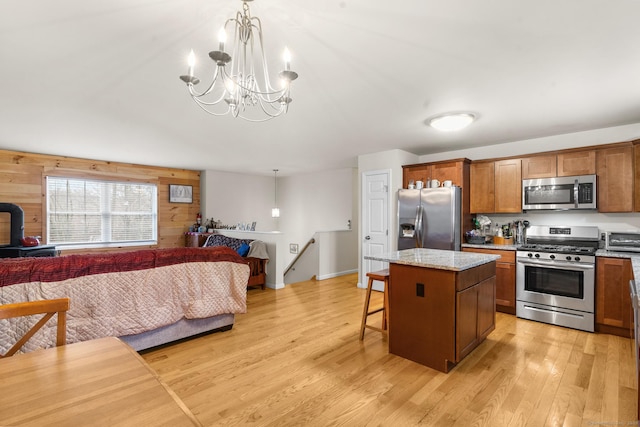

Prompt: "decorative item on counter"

[196,212,202,225]
[465,230,486,244]
[20,236,40,247]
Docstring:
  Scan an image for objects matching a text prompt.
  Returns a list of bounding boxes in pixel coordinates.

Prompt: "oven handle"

[521,304,585,319]
[517,259,595,271]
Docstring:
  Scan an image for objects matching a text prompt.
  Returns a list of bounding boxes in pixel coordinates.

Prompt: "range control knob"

[575,256,581,262]
[527,253,533,258]
[566,255,572,261]
[534,253,540,258]
[549,254,556,260]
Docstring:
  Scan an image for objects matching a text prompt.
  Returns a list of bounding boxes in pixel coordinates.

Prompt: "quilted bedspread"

[0,246,249,354]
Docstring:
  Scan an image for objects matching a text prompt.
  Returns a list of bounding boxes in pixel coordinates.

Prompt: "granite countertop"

[365,248,501,272]
[462,243,518,251]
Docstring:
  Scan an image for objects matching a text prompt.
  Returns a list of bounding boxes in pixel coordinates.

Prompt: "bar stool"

[359,269,390,340]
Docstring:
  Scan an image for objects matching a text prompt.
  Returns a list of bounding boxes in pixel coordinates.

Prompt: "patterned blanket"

[0,247,249,354]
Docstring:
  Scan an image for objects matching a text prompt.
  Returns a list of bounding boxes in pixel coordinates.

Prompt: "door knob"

[365,235,371,240]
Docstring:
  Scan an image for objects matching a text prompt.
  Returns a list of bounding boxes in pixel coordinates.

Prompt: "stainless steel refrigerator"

[397,187,461,251]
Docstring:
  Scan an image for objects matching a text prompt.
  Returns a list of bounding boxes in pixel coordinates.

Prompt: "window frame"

[45,175,159,250]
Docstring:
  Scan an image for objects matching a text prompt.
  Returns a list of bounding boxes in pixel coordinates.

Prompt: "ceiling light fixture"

[271,169,280,218]
[429,113,475,132]
[179,0,298,122]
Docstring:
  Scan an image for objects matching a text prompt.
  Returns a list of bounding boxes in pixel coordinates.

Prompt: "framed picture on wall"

[169,184,193,203]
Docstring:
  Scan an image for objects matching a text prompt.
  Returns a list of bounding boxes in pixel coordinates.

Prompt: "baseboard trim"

[317,269,358,281]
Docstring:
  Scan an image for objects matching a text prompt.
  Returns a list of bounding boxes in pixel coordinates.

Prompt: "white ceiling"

[2,0,640,177]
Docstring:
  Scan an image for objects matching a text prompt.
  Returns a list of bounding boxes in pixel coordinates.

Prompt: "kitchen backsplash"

[479,211,640,239]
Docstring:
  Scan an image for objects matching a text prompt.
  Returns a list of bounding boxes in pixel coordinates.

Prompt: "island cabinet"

[388,261,496,373]
[462,248,516,314]
[470,159,522,213]
[596,257,633,338]
[597,144,634,212]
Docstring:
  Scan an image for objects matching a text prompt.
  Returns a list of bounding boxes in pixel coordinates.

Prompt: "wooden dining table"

[0,337,202,426]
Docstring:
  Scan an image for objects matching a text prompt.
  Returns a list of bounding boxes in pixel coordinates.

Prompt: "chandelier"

[179,0,299,122]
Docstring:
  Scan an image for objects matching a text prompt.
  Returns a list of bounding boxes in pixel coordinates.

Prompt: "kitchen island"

[366,248,500,372]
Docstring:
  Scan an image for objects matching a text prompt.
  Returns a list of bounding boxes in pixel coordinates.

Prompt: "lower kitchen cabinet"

[596,257,633,338]
[463,248,516,314]
[456,276,496,361]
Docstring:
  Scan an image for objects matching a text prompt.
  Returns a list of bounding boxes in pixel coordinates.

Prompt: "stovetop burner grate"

[518,243,597,255]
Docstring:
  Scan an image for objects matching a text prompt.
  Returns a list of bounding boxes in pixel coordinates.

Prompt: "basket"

[465,235,485,244]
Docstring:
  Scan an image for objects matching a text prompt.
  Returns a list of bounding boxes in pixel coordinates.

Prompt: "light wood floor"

[143,274,638,426]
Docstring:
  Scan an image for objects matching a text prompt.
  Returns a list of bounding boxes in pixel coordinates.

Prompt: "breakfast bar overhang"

[366,248,501,373]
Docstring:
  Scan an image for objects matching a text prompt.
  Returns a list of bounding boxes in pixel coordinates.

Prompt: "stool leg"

[382,278,389,331]
[359,277,374,340]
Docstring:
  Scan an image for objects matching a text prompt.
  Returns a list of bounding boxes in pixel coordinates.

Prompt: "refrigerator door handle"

[415,205,422,248]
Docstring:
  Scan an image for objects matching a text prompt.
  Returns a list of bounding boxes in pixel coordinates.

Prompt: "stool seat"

[359,269,390,340]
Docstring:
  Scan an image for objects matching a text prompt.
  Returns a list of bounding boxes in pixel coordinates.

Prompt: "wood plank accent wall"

[0,149,200,252]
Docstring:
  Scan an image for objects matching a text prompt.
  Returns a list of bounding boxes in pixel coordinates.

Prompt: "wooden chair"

[0,298,70,358]
[359,269,390,340]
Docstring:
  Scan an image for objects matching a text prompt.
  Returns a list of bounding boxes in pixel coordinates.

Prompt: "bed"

[0,246,249,353]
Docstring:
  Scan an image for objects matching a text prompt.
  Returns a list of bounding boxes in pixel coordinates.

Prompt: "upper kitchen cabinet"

[494,159,522,213]
[557,150,596,176]
[469,159,521,213]
[402,159,470,189]
[521,155,556,179]
[597,144,634,212]
[470,161,495,213]
[633,141,640,211]
[402,164,431,189]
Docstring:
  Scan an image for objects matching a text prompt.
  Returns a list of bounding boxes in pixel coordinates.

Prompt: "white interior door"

[362,170,390,291]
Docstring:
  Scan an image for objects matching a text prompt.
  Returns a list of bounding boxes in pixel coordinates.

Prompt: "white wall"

[417,123,640,163]
[410,122,640,239]
[201,167,358,287]
[356,149,419,287]
[201,170,277,232]
[278,168,357,267]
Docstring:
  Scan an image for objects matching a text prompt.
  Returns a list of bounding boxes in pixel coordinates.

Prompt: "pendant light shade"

[272,169,280,218]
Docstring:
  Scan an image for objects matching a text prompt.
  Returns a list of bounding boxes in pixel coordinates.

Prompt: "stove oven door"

[516,257,595,331]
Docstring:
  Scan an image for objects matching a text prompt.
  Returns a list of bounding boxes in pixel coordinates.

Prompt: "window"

[46,177,157,248]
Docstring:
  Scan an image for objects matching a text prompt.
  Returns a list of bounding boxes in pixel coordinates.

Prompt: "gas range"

[517,225,600,264]
[516,225,599,332]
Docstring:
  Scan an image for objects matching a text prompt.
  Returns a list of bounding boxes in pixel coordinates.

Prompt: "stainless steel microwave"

[522,174,597,211]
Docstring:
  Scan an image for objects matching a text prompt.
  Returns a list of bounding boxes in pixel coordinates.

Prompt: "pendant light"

[271,169,280,218]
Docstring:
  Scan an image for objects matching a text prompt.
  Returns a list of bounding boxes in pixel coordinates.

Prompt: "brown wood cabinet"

[494,159,522,213]
[634,142,640,212]
[462,248,516,314]
[469,159,521,213]
[521,155,556,179]
[597,145,634,212]
[403,159,472,236]
[185,232,212,247]
[469,161,495,213]
[557,150,596,176]
[388,261,496,373]
[402,159,470,189]
[596,257,633,338]
[456,276,496,361]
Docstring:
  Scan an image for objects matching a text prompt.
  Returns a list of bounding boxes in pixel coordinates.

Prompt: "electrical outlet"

[289,243,299,254]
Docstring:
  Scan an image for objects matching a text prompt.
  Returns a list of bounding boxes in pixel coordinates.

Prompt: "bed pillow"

[237,243,250,257]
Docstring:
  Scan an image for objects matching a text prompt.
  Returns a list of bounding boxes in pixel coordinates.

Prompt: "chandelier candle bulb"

[179,0,298,121]
[218,28,226,52]
[283,48,291,71]
[187,49,195,77]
